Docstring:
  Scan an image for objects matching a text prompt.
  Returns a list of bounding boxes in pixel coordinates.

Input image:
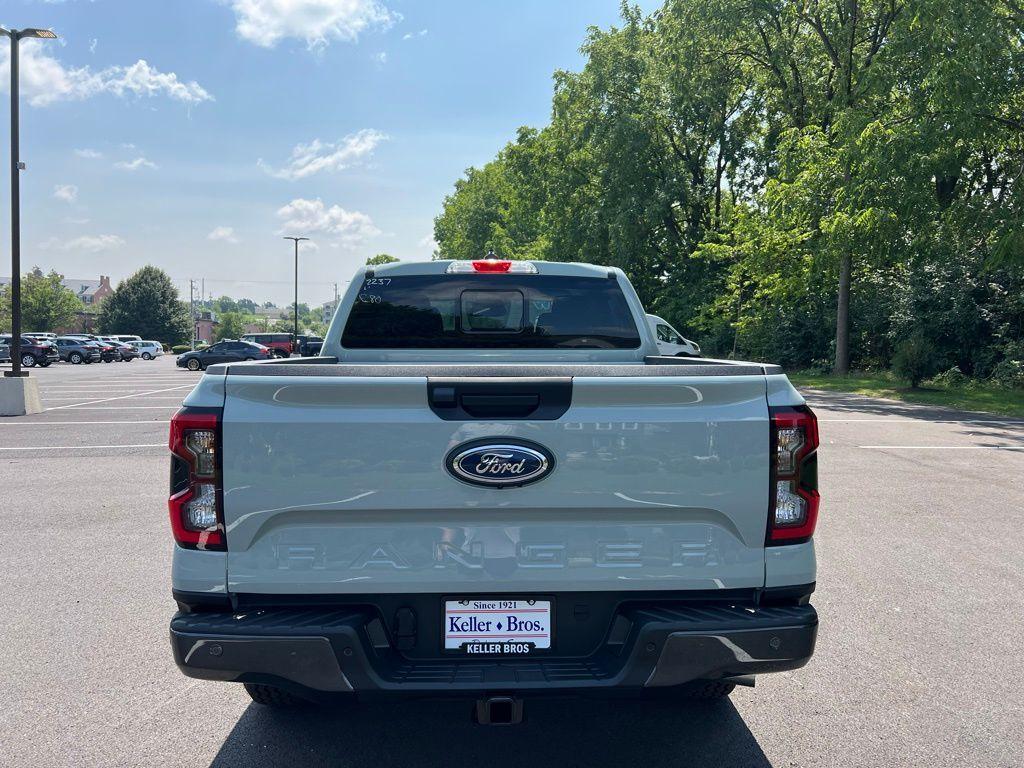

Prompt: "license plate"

[444,599,552,654]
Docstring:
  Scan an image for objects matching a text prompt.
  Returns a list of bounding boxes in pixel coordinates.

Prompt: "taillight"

[768,405,819,544]
[168,407,225,550]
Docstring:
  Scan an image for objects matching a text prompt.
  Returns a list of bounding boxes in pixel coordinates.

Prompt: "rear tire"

[243,683,307,708]
[70,352,83,364]
[21,354,36,367]
[142,352,152,360]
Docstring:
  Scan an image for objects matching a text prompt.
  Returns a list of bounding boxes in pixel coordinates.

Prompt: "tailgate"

[221,373,770,593]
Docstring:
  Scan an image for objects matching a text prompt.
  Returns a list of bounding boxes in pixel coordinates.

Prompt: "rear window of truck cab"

[341,274,642,349]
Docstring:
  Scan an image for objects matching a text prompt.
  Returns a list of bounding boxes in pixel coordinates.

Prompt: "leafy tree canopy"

[433,0,1024,379]
[98,266,191,345]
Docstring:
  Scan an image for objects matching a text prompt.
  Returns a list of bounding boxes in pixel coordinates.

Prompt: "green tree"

[98,266,191,345]
[215,311,245,341]
[434,0,1024,384]
[366,253,399,266]
[18,268,82,332]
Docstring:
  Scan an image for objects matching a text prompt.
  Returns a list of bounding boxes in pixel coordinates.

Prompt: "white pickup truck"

[168,259,819,724]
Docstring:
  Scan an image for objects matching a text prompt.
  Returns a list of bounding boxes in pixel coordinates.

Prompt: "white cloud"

[114,157,158,171]
[41,234,125,253]
[0,41,213,107]
[53,184,78,203]
[402,29,427,40]
[227,0,399,49]
[259,128,386,181]
[89,38,98,54]
[276,198,380,248]
[74,148,103,159]
[418,233,438,252]
[207,225,240,244]
[64,217,91,225]
[374,51,387,64]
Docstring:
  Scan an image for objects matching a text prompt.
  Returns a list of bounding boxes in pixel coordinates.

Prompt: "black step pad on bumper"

[170,603,817,695]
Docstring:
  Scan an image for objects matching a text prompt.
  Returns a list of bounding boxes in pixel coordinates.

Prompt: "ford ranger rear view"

[168,259,819,723]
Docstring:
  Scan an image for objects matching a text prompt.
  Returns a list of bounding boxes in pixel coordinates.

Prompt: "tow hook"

[474,696,524,725]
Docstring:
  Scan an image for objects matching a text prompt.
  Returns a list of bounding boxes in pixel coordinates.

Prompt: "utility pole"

[283,236,309,354]
[189,279,197,351]
[2,26,57,381]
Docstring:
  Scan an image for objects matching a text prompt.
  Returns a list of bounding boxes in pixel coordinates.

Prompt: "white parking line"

[42,396,186,401]
[858,445,1024,450]
[821,418,1024,424]
[53,406,179,410]
[0,443,165,451]
[0,421,169,425]
[45,384,193,411]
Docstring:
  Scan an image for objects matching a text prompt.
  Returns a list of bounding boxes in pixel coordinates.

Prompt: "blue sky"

[0,0,655,307]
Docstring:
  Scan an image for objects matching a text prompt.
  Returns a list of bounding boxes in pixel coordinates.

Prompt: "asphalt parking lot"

[1,357,1022,767]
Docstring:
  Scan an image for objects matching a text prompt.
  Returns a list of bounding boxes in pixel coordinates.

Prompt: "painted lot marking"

[54,406,178,410]
[0,443,165,451]
[42,397,185,402]
[857,444,1024,451]
[0,421,169,426]
[820,418,1024,424]
[44,384,193,411]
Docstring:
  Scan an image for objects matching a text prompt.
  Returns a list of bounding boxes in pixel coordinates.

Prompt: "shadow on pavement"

[209,696,772,768]
[802,388,1024,424]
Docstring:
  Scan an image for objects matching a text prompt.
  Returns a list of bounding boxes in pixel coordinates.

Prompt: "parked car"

[239,333,293,358]
[129,340,164,360]
[0,341,10,363]
[176,340,272,371]
[112,335,142,343]
[54,337,102,364]
[646,314,701,357]
[24,332,57,342]
[0,334,60,367]
[88,340,120,363]
[111,340,139,361]
[168,259,820,717]
[295,334,324,356]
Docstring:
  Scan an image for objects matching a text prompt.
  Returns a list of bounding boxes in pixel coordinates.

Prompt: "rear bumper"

[170,601,817,697]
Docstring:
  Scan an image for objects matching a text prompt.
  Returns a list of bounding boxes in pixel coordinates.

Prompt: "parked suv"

[239,333,293,358]
[295,334,324,357]
[0,335,59,367]
[55,337,102,364]
[0,340,10,363]
[130,341,164,360]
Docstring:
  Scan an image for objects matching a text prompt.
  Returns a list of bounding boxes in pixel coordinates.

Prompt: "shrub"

[892,332,939,388]
[926,366,969,388]
[989,359,1024,389]
[171,343,208,354]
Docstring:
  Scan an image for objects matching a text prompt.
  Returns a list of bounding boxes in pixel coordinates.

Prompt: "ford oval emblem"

[446,439,554,488]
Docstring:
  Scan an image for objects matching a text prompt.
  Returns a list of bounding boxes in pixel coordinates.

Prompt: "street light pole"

[283,236,309,355]
[2,26,57,379]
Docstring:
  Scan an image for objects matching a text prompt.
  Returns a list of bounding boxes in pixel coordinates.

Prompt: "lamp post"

[283,236,309,355]
[2,26,58,379]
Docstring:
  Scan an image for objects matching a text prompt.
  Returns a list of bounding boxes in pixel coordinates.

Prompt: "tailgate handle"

[428,378,572,421]
[460,394,539,418]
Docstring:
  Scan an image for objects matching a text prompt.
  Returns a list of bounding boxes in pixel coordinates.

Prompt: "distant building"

[64,275,114,304]
[1,272,113,305]
[321,299,339,325]
[194,311,219,344]
[254,305,288,320]
[0,274,114,305]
